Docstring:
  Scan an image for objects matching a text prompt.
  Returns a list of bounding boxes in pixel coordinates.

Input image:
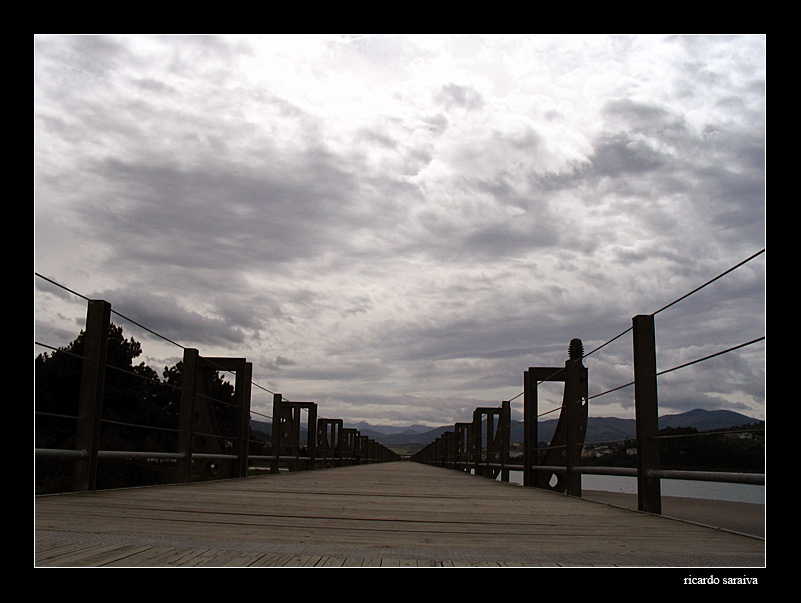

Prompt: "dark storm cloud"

[589,136,666,177]
[79,148,363,269]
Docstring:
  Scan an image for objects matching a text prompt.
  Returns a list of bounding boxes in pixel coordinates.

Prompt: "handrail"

[35,285,400,494]
[36,447,388,467]
[36,249,764,508]
[412,250,765,515]
[430,459,764,487]
[646,469,764,486]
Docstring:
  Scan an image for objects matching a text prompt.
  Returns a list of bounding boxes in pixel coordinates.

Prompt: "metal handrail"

[436,457,765,487]
[35,446,375,466]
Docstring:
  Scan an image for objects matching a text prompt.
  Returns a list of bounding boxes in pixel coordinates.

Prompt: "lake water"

[505,471,764,504]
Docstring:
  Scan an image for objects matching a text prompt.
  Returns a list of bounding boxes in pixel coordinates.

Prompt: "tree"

[36,323,241,492]
[35,324,178,450]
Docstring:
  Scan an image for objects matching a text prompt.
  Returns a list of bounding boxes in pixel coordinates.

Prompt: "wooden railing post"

[307,404,318,470]
[73,299,111,491]
[455,422,469,472]
[500,400,510,482]
[523,370,538,487]
[448,431,456,469]
[471,410,481,475]
[233,360,253,478]
[633,314,662,514]
[563,357,587,498]
[177,347,200,483]
[270,393,284,473]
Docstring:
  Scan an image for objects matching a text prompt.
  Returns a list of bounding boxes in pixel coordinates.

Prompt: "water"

[505,471,764,504]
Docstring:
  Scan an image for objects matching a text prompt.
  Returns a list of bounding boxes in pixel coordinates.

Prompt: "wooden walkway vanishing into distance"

[35,461,765,567]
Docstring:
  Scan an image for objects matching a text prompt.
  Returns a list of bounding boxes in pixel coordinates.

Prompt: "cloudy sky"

[34,34,766,429]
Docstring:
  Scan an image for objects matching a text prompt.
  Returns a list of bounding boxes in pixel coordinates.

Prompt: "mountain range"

[252,408,763,448]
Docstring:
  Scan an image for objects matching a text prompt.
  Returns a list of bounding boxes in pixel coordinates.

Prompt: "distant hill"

[350,421,433,436]
[249,420,436,442]
[251,408,762,448]
[349,409,763,448]
[657,409,758,432]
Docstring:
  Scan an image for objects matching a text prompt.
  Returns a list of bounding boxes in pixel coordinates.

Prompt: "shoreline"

[582,490,765,538]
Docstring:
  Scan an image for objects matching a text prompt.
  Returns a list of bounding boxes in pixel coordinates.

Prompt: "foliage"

[35,324,180,451]
[35,323,238,493]
[581,424,765,473]
[657,423,765,473]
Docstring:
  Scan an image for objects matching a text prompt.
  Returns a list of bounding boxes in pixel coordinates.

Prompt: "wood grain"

[35,461,765,567]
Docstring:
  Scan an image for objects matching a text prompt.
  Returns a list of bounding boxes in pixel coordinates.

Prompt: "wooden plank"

[35,461,764,567]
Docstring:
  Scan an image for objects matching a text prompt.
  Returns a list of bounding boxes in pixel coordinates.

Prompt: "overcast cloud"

[34,34,765,428]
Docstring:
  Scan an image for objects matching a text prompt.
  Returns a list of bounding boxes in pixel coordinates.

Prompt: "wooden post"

[482,410,491,477]
[500,400,510,482]
[471,410,481,476]
[633,314,662,514]
[523,370,538,487]
[447,431,456,469]
[306,403,317,470]
[73,299,111,491]
[455,423,470,472]
[564,358,587,497]
[270,393,283,473]
[233,360,253,478]
[334,420,344,466]
[177,348,200,483]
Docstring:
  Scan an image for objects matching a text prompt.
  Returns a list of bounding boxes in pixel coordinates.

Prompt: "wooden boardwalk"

[35,461,765,567]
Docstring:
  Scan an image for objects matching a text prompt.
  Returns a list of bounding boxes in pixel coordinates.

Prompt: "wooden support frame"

[524,365,563,489]
[316,418,343,468]
[472,403,510,481]
[178,351,253,481]
[202,357,252,478]
[271,394,318,472]
[357,435,369,464]
[455,422,471,473]
[341,428,358,466]
[525,342,588,496]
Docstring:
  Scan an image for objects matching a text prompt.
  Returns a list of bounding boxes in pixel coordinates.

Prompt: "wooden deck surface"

[35,461,765,567]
